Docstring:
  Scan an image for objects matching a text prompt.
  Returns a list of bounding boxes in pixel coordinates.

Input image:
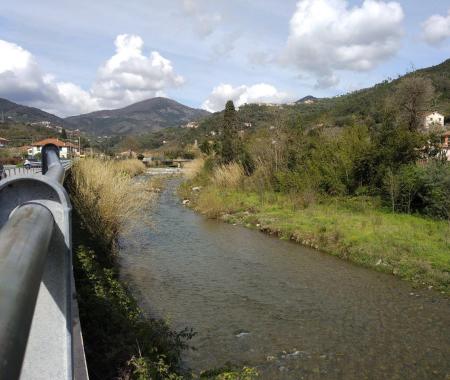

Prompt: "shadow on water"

[119,178,450,379]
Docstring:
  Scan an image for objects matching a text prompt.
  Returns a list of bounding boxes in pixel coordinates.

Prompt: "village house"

[28,138,79,158]
[182,122,199,129]
[424,111,445,128]
[0,137,9,148]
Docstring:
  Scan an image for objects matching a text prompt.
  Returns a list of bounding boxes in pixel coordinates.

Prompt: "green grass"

[186,185,450,294]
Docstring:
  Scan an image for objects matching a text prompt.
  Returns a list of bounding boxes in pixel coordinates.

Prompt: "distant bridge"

[0,145,88,379]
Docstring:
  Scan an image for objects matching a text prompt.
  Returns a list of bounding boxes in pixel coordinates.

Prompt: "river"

[119,178,450,379]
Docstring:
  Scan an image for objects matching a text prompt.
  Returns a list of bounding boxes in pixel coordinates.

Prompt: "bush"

[383,162,450,219]
[418,162,450,219]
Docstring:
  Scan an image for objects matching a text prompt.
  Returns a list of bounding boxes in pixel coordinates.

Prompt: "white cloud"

[182,0,222,37]
[202,83,291,112]
[0,40,98,115]
[0,35,184,116]
[422,9,450,45]
[91,34,184,109]
[284,0,404,88]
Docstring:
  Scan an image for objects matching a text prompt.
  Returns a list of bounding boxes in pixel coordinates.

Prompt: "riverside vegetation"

[68,158,260,379]
[181,76,450,294]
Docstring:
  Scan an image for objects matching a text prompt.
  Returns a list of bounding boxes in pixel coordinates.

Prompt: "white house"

[0,137,8,148]
[28,138,78,158]
[424,111,445,128]
[182,122,199,129]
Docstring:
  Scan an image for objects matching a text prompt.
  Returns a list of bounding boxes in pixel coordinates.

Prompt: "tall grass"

[183,157,205,179]
[113,159,147,177]
[212,162,244,188]
[69,158,150,248]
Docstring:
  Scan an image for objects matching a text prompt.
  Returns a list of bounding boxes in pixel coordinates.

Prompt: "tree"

[221,100,239,163]
[61,128,68,139]
[199,140,213,155]
[120,136,140,152]
[389,76,435,131]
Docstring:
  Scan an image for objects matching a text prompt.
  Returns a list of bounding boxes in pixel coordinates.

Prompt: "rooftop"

[32,138,77,148]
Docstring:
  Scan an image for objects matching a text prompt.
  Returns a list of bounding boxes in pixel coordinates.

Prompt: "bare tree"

[389,76,435,131]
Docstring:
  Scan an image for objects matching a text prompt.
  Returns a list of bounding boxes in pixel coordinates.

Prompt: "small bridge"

[0,144,88,379]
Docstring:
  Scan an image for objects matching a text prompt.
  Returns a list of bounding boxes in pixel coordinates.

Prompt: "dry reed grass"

[212,162,244,189]
[69,158,152,247]
[112,159,146,177]
[183,157,205,179]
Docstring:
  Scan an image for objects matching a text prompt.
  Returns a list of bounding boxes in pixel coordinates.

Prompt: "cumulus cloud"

[182,0,222,37]
[421,9,450,45]
[0,35,184,116]
[91,34,184,109]
[202,83,291,112]
[284,0,404,88]
[0,40,98,115]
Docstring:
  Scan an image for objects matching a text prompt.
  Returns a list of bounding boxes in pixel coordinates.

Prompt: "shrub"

[383,162,450,219]
[418,162,450,219]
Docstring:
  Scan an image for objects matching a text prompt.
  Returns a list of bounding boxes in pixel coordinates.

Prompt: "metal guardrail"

[0,145,87,379]
[3,166,41,177]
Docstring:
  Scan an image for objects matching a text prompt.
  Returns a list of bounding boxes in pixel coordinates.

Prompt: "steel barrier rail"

[42,145,65,183]
[0,204,55,379]
[0,144,86,380]
[3,166,41,177]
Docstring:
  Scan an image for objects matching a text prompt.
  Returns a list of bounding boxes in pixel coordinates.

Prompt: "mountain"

[295,95,318,104]
[0,98,64,125]
[66,97,210,135]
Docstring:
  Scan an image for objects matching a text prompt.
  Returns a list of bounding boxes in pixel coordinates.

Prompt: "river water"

[119,179,450,379]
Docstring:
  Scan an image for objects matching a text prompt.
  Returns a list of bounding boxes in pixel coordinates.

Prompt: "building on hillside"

[67,129,81,138]
[0,137,9,148]
[30,121,52,128]
[182,122,199,129]
[28,138,79,158]
[424,111,445,128]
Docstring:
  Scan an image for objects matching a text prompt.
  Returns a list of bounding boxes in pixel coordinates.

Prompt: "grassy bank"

[68,159,192,379]
[180,168,450,294]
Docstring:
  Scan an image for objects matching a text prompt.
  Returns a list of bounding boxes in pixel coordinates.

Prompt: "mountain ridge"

[65,97,210,135]
[0,98,65,125]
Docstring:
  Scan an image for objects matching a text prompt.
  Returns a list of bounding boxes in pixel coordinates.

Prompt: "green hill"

[190,58,450,139]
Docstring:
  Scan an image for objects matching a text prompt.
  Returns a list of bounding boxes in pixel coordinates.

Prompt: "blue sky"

[0,0,449,116]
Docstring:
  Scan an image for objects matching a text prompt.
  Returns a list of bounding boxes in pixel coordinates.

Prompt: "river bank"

[180,183,450,295]
[68,159,190,379]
